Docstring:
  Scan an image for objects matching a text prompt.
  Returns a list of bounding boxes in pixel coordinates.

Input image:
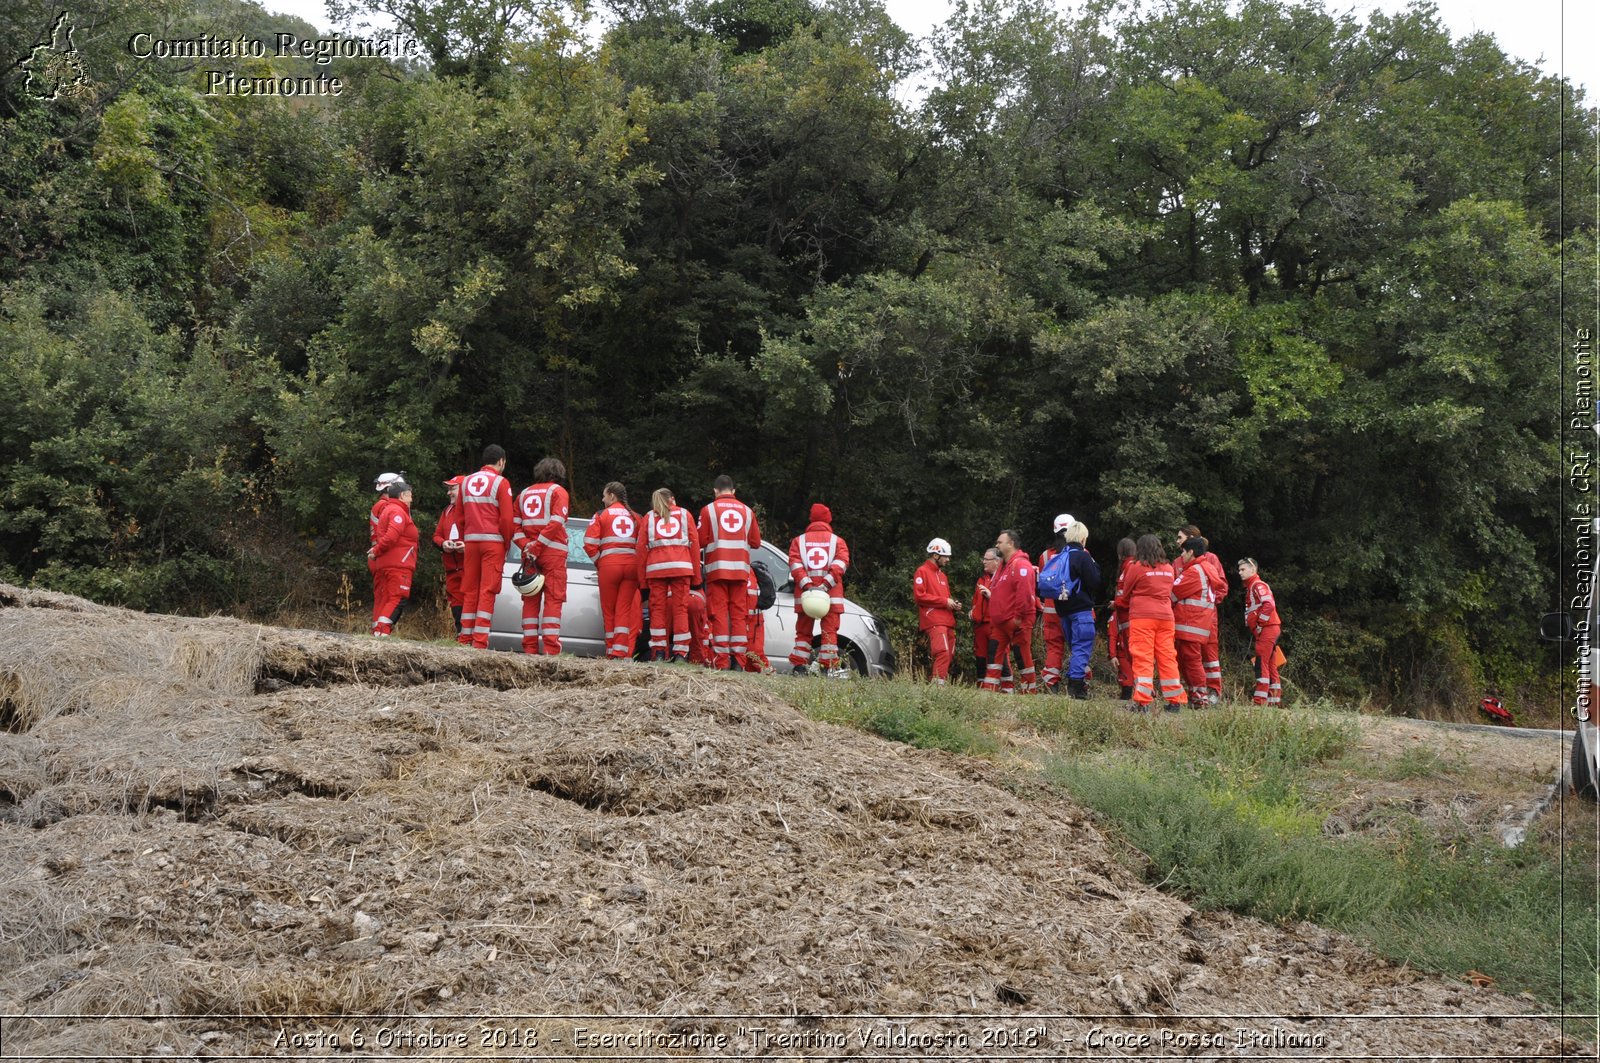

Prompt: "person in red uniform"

[584,481,642,660]
[432,475,467,636]
[686,587,715,666]
[367,480,418,637]
[698,474,762,670]
[1108,537,1136,698]
[743,567,773,673]
[970,547,1007,689]
[788,504,850,674]
[458,445,515,649]
[1116,534,1187,710]
[1171,536,1219,704]
[370,471,401,551]
[913,538,961,684]
[636,488,701,662]
[1239,557,1282,705]
[515,457,571,655]
[1037,513,1074,691]
[982,529,1038,694]
[1178,524,1230,700]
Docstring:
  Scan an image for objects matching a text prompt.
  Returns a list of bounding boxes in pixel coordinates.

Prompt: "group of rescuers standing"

[366,446,1285,709]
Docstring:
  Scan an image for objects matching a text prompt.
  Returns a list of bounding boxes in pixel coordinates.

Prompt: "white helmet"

[1052,512,1075,533]
[800,588,832,619]
[512,562,545,597]
[926,537,951,557]
[374,472,402,492]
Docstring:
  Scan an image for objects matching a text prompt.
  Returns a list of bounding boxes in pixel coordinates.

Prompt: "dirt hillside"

[0,583,1579,1059]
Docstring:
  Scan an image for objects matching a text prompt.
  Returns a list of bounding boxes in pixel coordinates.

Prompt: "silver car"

[486,517,896,676]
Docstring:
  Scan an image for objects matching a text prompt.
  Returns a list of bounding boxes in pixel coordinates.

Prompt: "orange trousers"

[1127,617,1187,706]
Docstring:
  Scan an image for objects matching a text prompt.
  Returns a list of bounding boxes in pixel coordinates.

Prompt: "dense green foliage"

[1,0,1592,705]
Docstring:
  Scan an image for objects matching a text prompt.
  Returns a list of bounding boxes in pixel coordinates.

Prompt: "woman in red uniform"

[584,482,642,660]
[636,488,701,662]
[1239,558,1282,706]
[1114,534,1186,711]
[367,480,418,637]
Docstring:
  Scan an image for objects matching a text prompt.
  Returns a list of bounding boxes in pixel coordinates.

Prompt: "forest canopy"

[1,0,1593,707]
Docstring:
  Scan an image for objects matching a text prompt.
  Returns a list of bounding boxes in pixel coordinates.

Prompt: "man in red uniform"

[982,529,1038,694]
[432,475,467,636]
[1171,537,1219,704]
[913,537,961,684]
[1239,557,1282,705]
[1178,524,1230,700]
[699,475,762,670]
[584,481,641,659]
[970,548,1007,689]
[515,457,571,655]
[458,445,515,649]
[788,504,849,675]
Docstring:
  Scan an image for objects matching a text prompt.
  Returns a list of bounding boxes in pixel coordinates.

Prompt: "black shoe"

[1119,685,1133,700]
[1067,678,1088,700]
[1163,702,1181,713]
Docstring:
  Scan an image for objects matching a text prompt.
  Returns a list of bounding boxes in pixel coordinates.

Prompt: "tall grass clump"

[780,679,1001,756]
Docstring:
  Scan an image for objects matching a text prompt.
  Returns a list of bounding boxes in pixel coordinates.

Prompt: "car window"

[504,524,596,570]
[754,544,792,592]
[565,518,596,568]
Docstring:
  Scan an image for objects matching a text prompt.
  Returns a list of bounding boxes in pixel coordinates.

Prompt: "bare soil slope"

[0,584,1577,1059]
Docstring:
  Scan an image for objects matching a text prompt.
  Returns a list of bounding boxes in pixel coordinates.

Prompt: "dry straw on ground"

[0,582,1580,1059]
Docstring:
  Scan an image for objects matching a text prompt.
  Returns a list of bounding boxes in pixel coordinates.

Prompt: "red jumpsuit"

[913,558,956,683]
[699,496,761,669]
[636,507,701,661]
[515,481,570,655]
[1116,562,1186,707]
[982,551,1038,694]
[1243,574,1282,705]
[787,512,849,670]
[1172,560,1219,702]
[742,569,772,672]
[1037,546,1065,690]
[1200,552,1229,699]
[1109,558,1133,691]
[431,498,466,621]
[371,499,418,636]
[584,503,642,659]
[686,588,715,666]
[458,466,515,649]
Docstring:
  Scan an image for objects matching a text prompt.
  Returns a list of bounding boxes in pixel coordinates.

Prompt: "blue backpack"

[1036,546,1079,601]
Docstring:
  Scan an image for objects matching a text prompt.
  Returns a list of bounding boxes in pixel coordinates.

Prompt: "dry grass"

[0,582,1584,1059]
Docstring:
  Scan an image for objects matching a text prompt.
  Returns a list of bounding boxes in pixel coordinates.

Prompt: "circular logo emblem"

[613,514,635,538]
[718,508,746,534]
[466,472,492,497]
[522,492,544,520]
[806,545,829,569]
[659,517,680,537]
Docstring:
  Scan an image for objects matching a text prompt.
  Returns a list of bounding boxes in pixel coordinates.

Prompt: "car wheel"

[1573,727,1598,801]
[840,640,870,679]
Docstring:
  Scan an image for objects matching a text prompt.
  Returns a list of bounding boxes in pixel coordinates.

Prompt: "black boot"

[1068,678,1088,700]
[1119,684,1133,700]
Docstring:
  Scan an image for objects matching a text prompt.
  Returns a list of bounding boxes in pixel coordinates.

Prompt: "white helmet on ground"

[374,472,402,492]
[926,537,952,557]
[1052,513,1075,533]
[800,588,832,619]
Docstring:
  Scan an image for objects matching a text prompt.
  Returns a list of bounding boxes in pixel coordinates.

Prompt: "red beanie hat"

[809,503,832,524]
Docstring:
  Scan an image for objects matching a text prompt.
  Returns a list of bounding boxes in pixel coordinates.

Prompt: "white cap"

[374,472,402,491]
[1052,513,1075,533]
[926,537,951,557]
